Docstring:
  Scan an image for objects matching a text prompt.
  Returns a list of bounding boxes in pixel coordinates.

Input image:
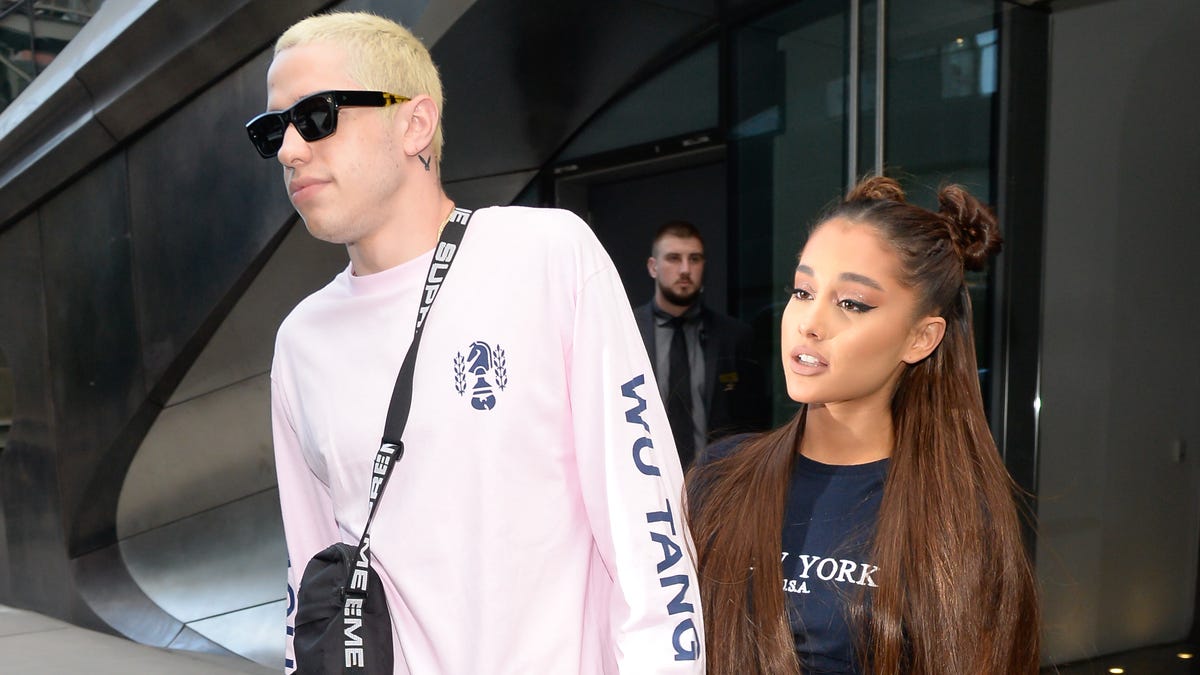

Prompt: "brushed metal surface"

[434,0,714,183]
[126,51,295,386]
[167,220,346,407]
[72,543,190,648]
[39,153,148,539]
[119,489,285,625]
[187,600,287,670]
[0,214,73,617]
[0,0,337,231]
[0,77,117,226]
[118,375,276,539]
[165,623,263,664]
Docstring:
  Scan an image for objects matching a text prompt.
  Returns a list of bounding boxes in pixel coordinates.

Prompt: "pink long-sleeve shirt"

[271,206,704,674]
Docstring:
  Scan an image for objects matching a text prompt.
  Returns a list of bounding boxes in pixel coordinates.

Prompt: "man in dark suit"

[634,221,767,470]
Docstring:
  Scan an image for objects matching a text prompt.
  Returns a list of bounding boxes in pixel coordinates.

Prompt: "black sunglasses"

[245,90,411,158]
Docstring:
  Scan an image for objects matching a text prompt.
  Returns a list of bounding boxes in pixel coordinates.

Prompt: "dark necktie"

[666,316,695,469]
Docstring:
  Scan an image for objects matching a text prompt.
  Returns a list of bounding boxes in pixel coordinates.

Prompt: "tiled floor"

[1044,642,1200,674]
[0,605,275,675]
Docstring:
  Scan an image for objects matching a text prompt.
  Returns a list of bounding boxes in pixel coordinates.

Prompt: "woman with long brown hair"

[686,176,1039,674]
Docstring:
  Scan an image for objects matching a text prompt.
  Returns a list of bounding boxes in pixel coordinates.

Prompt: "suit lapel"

[636,303,656,362]
[701,308,719,408]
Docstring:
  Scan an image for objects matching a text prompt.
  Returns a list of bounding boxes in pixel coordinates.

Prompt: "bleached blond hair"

[276,11,445,161]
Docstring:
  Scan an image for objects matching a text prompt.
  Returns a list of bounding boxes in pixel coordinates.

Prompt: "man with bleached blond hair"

[246,11,704,674]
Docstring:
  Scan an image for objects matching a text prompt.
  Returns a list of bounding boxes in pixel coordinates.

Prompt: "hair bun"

[846,175,907,204]
[937,184,1002,271]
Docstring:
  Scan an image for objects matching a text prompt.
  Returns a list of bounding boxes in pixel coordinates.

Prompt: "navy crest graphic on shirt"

[453,341,508,410]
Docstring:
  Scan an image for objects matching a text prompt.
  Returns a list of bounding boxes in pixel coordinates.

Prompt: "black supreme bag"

[291,209,472,674]
[294,541,393,674]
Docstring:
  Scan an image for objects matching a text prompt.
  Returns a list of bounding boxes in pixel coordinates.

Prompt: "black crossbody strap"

[337,207,471,674]
[359,206,472,546]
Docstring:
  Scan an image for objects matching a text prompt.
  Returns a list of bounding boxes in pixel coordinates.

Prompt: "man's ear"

[399,95,439,157]
[902,316,946,364]
[646,256,659,279]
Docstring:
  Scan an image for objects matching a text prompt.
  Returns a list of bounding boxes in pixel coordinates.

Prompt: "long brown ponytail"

[687,414,804,674]
[686,176,1039,674]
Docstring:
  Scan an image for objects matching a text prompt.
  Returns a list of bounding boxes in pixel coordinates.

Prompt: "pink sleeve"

[569,264,706,673]
[271,369,338,673]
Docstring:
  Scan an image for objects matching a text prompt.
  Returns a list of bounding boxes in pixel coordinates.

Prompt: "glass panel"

[857,0,879,176]
[884,0,999,404]
[732,0,849,424]
[885,0,997,202]
[557,41,719,161]
[0,0,106,115]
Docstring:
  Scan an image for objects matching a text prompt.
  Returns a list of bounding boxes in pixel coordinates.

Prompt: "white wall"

[1038,0,1200,663]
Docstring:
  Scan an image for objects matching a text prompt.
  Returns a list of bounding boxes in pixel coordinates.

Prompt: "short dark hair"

[651,220,704,256]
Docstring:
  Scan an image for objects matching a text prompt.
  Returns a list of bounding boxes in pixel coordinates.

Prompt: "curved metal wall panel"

[434,0,716,183]
[118,490,285,629]
[38,152,149,559]
[125,49,295,389]
[0,214,73,618]
[62,62,298,570]
[163,221,346,408]
[0,0,357,650]
[112,220,345,665]
[165,624,276,672]
[187,600,289,670]
[72,542,199,647]
[118,221,347,540]
[0,0,338,229]
[0,80,118,226]
[118,376,276,538]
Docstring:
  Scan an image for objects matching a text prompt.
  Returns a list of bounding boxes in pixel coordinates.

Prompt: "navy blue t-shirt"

[699,436,888,673]
[783,452,887,674]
